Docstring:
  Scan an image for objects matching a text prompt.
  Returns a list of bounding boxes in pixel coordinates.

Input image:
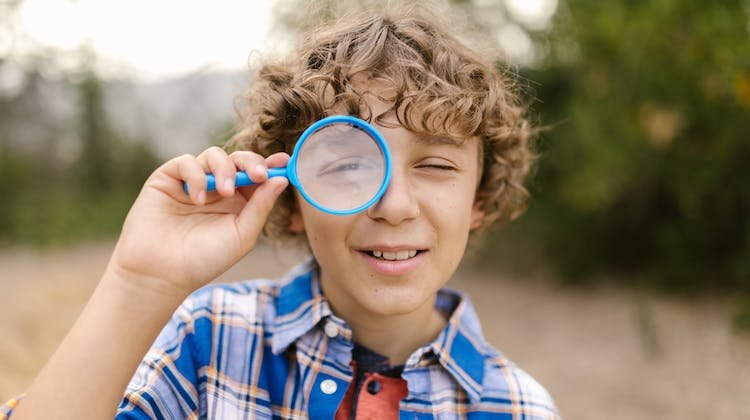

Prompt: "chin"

[358,288,429,316]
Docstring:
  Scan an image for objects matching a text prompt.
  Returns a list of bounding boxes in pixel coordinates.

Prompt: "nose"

[366,167,420,225]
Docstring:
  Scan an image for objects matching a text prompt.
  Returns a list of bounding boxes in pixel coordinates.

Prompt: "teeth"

[369,250,419,260]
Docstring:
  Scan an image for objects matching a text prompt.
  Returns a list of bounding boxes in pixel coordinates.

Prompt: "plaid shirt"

[2,260,560,419]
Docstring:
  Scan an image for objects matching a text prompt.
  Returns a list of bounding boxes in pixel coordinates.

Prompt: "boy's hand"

[108,147,290,298]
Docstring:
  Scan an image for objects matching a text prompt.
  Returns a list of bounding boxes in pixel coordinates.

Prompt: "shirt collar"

[427,288,498,402]
[270,261,500,401]
[271,258,333,355]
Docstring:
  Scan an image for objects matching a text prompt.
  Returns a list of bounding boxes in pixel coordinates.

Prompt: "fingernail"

[223,177,234,192]
[274,178,288,193]
[197,190,206,204]
[255,164,266,178]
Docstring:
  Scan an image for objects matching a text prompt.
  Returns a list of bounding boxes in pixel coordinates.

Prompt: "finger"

[236,152,292,201]
[160,154,207,205]
[229,151,269,184]
[265,152,291,168]
[234,177,289,250]
[197,146,236,197]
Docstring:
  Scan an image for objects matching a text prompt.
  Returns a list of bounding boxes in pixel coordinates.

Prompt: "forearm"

[11,266,189,420]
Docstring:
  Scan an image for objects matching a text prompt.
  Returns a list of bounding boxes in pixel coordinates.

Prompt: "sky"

[9,0,557,81]
[14,0,275,80]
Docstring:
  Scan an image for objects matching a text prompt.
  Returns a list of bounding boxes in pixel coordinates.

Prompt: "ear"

[469,201,485,230]
[288,209,306,233]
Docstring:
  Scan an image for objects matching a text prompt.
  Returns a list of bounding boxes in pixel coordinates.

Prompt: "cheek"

[297,202,356,251]
[422,181,477,224]
[418,185,475,267]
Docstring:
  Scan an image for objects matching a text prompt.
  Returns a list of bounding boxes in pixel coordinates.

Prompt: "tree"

[516,0,750,290]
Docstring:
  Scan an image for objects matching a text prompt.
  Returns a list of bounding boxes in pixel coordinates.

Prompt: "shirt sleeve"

[511,366,562,420]
[0,394,24,419]
[116,293,208,419]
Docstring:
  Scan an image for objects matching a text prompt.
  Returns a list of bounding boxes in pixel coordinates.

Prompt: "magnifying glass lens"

[296,122,386,212]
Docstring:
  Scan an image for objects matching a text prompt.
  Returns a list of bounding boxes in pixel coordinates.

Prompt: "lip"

[355,244,427,252]
[356,249,427,276]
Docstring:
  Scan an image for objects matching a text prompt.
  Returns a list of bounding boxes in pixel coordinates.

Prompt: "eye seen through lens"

[295,122,386,212]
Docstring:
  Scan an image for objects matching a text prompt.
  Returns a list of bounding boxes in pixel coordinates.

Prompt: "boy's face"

[291,83,484,320]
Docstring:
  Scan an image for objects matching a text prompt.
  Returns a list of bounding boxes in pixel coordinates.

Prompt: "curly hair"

[227,8,535,242]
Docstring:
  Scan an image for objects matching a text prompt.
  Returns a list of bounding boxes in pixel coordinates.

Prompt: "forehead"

[414,133,470,148]
[352,77,466,136]
[386,123,478,153]
[342,73,480,153]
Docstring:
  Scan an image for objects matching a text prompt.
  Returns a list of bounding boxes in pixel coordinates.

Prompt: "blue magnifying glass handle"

[181,116,390,214]
[183,167,288,194]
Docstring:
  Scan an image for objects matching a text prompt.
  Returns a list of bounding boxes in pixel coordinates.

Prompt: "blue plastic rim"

[288,115,392,215]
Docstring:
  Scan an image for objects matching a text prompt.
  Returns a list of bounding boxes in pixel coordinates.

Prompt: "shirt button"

[320,379,338,395]
[366,379,382,395]
[323,322,339,338]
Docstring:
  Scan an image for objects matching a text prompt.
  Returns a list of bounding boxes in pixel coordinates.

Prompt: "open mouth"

[362,250,425,261]
[357,248,428,275]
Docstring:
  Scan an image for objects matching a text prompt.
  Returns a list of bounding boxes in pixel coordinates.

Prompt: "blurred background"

[1,0,749,418]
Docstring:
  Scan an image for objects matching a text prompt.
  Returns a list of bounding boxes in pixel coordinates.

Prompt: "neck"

[335,297,447,365]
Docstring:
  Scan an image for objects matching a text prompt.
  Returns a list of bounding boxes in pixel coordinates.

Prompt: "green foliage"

[0,145,36,242]
[733,295,750,331]
[507,0,750,291]
[0,73,158,246]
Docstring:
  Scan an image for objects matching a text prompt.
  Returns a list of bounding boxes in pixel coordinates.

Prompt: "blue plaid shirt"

[2,260,560,419]
[120,258,559,419]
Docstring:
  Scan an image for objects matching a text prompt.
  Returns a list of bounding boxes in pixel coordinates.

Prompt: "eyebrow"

[415,134,466,147]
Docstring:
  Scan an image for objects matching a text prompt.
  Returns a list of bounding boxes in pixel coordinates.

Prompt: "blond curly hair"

[227,8,535,242]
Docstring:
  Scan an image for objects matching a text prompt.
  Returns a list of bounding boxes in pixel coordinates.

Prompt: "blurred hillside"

[0,69,250,246]
[1,71,248,159]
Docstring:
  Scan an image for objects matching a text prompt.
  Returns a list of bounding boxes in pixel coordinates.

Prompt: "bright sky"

[505,0,558,30]
[17,0,274,80]
[501,0,558,66]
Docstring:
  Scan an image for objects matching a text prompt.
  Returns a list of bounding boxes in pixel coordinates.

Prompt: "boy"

[3,8,560,420]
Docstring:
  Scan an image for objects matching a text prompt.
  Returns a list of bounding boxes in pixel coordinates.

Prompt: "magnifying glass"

[185,115,392,215]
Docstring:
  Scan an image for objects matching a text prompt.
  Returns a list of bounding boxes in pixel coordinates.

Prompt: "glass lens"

[295,122,386,212]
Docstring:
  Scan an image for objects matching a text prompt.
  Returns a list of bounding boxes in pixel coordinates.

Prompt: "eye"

[417,159,457,171]
[422,164,456,171]
[318,157,378,176]
[327,162,361,173]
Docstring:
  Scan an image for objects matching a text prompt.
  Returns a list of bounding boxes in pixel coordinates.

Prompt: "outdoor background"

[1,0,749,418]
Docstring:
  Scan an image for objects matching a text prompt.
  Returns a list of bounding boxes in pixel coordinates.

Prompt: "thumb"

[234,177,289,248]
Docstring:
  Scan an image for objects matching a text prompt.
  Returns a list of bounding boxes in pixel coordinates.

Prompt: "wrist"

[102,263,192,311]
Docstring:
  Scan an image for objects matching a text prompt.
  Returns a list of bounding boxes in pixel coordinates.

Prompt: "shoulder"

[181,278,279,321]
[155,260,317,349]
[142,278,280,363]
[179,260,316,322]
[481,352,560,418]
[433,288,561,418]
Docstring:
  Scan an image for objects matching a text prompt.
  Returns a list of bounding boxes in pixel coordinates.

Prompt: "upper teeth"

[372,250,418,260]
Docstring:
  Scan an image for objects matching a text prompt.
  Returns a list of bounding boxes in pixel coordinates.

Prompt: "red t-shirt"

[335,345,408,420]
